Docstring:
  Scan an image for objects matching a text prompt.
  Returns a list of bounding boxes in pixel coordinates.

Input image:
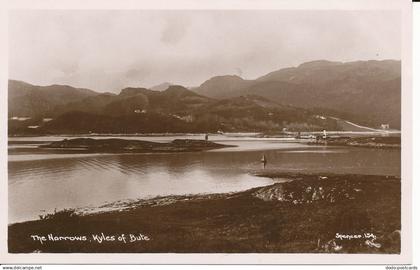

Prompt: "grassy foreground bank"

[8,173,400,253]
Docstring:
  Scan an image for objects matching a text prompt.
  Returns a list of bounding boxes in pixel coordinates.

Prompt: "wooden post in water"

[261,154,267,169]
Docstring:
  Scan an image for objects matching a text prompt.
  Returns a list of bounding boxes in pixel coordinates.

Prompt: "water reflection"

[8,137,400,223]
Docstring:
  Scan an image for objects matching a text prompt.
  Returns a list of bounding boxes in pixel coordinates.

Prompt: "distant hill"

[193,60,401,128]
[101,85,213,116]
[150,82,172,91]
[12,83,212,118]
[257,60,400,83]
[8,59,400,134]
[8,80,98,119]
[192,75,254,99]
[190,95,339,132]
[16,94,337,135]
[8,81,336,135]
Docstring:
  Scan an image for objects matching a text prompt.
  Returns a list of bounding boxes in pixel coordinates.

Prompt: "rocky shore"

[8,173,400,253]
[39,138,233,153]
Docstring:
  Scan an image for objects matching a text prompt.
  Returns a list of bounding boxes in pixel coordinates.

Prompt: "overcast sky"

[9,10,401,93]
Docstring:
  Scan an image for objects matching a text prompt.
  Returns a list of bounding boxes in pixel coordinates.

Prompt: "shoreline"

[307,136,400,149]
[8,130,401,138]
[8,173,401,253]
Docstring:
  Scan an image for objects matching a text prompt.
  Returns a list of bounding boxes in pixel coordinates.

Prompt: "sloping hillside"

[8,82,337,135]
[9,59,400,134]
[8,80,98,118]
[193,60,401,128]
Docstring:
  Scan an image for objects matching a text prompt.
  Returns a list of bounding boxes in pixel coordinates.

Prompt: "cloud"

[9,10,401,92]
[160,16,190,45]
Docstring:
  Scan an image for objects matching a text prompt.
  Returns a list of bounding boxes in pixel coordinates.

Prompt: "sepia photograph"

[0,0,413,265]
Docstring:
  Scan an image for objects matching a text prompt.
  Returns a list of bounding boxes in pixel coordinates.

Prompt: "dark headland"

[8,173,400,253]
[40,138,234,153]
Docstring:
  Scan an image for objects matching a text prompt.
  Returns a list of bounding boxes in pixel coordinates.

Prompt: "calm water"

[8,134,401,223]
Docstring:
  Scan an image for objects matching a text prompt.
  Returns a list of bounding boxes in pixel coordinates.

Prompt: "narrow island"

[308,136,400,148]
[8,173,400,253]
[39,138,234,153]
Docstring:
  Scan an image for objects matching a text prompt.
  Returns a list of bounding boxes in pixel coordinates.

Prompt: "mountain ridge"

[193,59,401,128]
[8,59,401,134]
